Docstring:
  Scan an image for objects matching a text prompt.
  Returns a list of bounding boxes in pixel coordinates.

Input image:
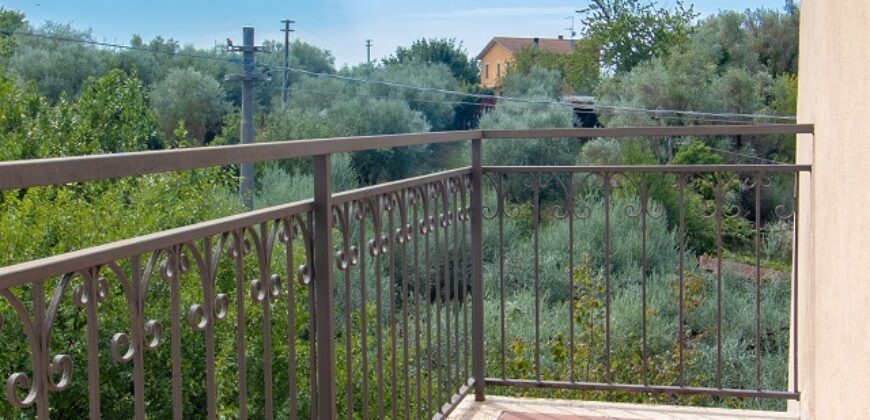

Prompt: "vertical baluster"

[312,154,337,420]
[132,256,147,420]
[400,191,411,419]
[441,179,452,405]
[85,268,101,419]
[284,224,298,419]
[461,177,469,383]
[450,179,465,388]
[261,223,275,420]
[678,176,686,387]
[452,180,460,390]
[754,173,763,391]
[412,189,422,420]
[342,203,354,418]
[603,172,612,383]
[641,175,649,386]
[533,172,541,382]
[373,197,385,419]
[498,175,506,380]
[358,205,369,420]
[34,281,49,420]
[388,195,399,420]
[471,138,485,401]
[424,186,434,415]
[715,172,724,390]
[433,185,444,410]
[443,179,454,405]
[568,174,576,383]
[307,214,318,420]
[202,239,216,420]
[791,173,800,394]
[169,247,183,419]
[233,233,248,419]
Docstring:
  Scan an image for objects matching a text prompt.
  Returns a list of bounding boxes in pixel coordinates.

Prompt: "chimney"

[533,37,540,48]
[558,35,564,40]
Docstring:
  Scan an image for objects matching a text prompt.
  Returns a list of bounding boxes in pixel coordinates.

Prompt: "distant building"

[476,36,576,88]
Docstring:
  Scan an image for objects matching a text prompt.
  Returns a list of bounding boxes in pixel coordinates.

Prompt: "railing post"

[471,137,486,401]
[312,154,337,419]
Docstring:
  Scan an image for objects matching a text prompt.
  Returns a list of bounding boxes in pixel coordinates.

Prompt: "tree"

[0,67,47,161]
[384,38,479,86]
[579,0,697,73]
[511,39,600,94]
[1,68,158,160]
[0,8,26,58]
[745,3,800,75]
[358,61,459,131]
[500,65,565,99]
[151,67,231,145]
[328,97,430,184]
[249,72,433,184]
[5,22,111,101]
[594,7,797,129]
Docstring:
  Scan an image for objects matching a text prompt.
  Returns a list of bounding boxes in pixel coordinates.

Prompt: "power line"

[6,29,799,124]
[592,104,796,122]
[265,83,762,125]
[263,63,798,122]
[3,29,242,64]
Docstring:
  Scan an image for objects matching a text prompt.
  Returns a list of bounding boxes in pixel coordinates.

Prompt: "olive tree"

[151,67,231,145]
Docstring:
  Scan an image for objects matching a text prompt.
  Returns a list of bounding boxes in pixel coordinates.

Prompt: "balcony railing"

[0,124,813,419]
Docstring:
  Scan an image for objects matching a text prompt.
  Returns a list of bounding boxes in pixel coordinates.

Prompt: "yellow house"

[476,36,576,88]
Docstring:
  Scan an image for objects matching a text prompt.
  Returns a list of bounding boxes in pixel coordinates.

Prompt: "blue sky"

[3,0,789,67]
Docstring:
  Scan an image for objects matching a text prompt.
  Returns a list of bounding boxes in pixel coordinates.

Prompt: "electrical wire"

[6,29,798,124]
[264,63,797,122]
[2,29,242,64]
[264,83,763,126]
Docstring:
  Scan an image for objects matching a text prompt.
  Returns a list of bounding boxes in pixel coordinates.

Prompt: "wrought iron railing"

[0,124,812,419]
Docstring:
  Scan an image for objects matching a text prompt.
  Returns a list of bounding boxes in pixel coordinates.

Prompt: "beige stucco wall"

[796,0,870,418]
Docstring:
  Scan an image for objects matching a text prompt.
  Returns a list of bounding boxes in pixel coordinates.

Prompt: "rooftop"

[477,37,577,59]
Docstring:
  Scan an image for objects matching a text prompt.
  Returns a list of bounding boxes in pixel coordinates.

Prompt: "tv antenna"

[565,16,577,39]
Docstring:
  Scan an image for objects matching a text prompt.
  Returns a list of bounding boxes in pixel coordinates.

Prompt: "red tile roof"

[478,37,577,59]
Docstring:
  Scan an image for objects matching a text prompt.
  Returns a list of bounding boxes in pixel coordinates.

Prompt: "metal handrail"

[0,125,813,419]
[0,125,811,190]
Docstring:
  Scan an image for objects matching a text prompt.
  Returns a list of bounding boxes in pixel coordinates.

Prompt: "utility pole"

[281,19,295,105]
[365,39,372,65]
[227,27,267,210]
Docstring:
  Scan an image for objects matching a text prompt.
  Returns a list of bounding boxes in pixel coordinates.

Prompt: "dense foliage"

[383,38,479,86]
[510,40,600,94]
[151,67,231,144]
[579,0,698,73]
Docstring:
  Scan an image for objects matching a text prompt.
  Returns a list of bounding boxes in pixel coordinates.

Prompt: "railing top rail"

[0,198,314,290]
[484,164,812,173]
[332,167,471,205]
[0,130,481,191]
[481,124,814,139]
[0,125,812,191]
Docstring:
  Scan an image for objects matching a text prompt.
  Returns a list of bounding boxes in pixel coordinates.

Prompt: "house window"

[497,62,501,78]
[485,63,490,79]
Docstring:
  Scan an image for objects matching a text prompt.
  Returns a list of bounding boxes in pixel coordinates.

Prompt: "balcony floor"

[449,396,798,420]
